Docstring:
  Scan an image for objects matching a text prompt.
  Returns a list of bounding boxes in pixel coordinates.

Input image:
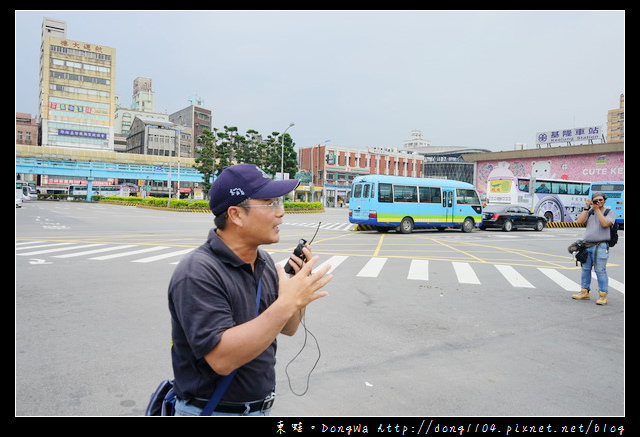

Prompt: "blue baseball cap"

[209,164,300,215]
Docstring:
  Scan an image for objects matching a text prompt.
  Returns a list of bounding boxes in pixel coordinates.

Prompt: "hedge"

[98,197,323,213]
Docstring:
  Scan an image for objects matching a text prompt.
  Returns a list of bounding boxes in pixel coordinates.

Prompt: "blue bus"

[590,181,624,228]
[348,175,483,233]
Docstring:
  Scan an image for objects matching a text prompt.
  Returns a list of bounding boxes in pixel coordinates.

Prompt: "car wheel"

[534,220,545,231]
[398,217,414,234]
[502,220,513,232]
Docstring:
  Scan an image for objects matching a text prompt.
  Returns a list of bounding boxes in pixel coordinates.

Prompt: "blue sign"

[57,129,107,139]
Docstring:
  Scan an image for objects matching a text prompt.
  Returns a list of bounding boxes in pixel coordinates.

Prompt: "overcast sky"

[15,10,625,152]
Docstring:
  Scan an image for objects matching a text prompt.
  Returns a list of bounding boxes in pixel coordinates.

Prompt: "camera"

[284,239,308,275]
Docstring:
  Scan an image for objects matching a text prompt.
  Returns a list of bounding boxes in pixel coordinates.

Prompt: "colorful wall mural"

[476,152,624,196]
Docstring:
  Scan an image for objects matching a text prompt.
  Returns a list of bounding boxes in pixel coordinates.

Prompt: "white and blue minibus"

[348,175,483,233]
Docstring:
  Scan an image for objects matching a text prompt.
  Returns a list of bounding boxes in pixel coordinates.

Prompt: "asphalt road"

[15,201,624,418]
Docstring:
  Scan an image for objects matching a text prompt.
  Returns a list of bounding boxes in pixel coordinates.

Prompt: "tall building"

[132,77,155,112]
[114,77,168,137]
[169,97,212,158]
[38,17,116,151]
[607,93,624,143]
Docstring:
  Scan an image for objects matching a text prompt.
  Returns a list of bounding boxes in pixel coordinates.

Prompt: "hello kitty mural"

[477,152,624,197]
[530,160,554,179]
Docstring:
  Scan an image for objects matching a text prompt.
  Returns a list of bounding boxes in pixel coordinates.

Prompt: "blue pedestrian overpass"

[15,144,207,183]
[15,156,205,183]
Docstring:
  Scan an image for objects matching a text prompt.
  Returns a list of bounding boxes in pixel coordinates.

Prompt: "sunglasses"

[593,199,604,203]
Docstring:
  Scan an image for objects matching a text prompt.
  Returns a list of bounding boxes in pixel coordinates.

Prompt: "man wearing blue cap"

[571,191,615,305]
[168,164,333,415]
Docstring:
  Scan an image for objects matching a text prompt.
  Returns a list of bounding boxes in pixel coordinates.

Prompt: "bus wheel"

[461,217,474,233]
[399,217,414,234]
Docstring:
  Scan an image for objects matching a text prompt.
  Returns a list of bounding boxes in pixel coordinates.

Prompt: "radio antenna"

[309,222,321,244]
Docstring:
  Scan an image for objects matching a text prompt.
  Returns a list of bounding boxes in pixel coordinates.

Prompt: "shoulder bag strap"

[200,279,263,416]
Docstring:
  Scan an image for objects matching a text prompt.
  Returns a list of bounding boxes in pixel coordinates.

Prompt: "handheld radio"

[284,222,321,274]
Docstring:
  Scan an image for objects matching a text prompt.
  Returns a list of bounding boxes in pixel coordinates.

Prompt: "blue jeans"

[580,242,609,294]
[174,398,272,416]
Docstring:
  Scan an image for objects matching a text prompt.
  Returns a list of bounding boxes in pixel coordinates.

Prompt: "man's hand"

[278,246,332,309]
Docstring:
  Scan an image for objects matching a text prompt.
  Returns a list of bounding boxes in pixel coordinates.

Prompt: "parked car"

[480,204,546,231]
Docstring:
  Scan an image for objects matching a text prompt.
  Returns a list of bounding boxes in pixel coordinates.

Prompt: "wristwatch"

[583,207,590,211]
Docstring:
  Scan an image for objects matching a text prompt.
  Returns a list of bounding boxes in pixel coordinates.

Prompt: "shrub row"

[99,196,323,212]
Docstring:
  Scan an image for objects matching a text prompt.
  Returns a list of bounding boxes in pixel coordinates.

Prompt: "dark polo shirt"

[168,228,279,402]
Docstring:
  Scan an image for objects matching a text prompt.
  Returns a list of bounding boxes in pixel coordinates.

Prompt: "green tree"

[261,131,298,179]
[281,132,298,180]
[194,126,300,198]
[193,128,217,196]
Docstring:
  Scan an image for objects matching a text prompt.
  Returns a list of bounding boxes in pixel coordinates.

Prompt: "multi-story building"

[131,76,154,112]
[114,77,169,138]
[125,116,193,197]
[607,93,624,143]
[169,96,212,158]
[16,112,39,146]
[125,116,191,158]
[38,17,116,151]
[297,144,424,206]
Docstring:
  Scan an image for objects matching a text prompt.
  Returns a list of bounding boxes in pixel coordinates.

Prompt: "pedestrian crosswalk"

[16,240,624,293]
[283,221,355,232]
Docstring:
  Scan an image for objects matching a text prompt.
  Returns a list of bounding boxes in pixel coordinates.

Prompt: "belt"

[187,393,275,414]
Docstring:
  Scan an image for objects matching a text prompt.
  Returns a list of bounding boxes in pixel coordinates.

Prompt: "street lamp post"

[176,128,181,198]
[280,123,294,180]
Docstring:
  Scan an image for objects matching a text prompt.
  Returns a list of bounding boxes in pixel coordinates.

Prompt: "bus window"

[370,183,375,198]
[394,185,417,202]
[535,182,550,193]
[517,179,530,192]
[353,184,362,198]
[592,183,624,192]
[443,191,453,208]
[553,182,568,194]
[456,188,481,205]
[568,183,583,195]
[378,183,393,203]
[419,186,441,203]
[363,184,370,198]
